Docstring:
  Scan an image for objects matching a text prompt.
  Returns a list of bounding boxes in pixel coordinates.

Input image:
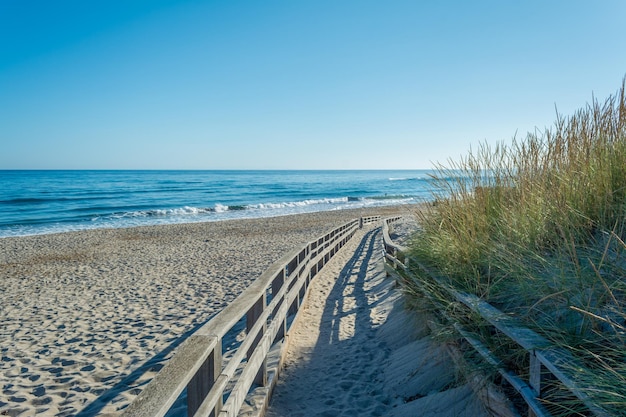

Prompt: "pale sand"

[0,206,415,416]
[265,219,491,417]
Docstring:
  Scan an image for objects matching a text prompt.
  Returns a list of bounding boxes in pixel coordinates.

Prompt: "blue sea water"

[0,170,437,238]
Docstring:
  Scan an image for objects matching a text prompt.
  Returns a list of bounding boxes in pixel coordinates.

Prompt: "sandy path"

[266,227,393,416]
[266,221,491,417]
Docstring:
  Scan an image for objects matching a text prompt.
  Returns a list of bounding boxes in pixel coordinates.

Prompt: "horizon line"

[0,168,435,171]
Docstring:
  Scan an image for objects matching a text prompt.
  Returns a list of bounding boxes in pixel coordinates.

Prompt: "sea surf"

[0,170,437,237]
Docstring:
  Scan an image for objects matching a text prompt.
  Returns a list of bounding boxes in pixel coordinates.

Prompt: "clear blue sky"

[1,1,625,170]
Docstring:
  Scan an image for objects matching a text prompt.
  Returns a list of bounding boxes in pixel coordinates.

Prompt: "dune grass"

[408,79,626,415]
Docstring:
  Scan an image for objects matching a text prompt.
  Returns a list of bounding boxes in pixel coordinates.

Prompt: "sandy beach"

[0,206,415,416]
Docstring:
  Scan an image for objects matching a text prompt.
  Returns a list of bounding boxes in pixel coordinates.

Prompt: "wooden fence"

[381,218,610,417]
[122,216,382,417]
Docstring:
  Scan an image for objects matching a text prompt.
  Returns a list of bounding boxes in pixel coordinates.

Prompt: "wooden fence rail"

[381,219,610,417]
[122,216,382,417]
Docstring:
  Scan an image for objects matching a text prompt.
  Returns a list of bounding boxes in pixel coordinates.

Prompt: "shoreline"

[0,170,432,240]
[0,203,424,240]
[0,205,418,416]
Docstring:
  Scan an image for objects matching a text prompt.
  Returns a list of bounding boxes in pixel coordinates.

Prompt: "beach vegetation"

[406,78,626,415]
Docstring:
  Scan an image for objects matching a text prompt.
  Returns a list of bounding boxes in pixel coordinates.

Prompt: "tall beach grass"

[408,79,626,415]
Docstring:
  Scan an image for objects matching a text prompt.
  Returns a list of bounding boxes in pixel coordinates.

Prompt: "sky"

[1,1,625,170]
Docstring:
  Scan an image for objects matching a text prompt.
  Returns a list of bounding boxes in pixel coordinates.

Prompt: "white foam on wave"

[247,197,349,210]
[214,203,229,213]
[108,206,213,219]
[0,196,422,238]
[388,177,424,181]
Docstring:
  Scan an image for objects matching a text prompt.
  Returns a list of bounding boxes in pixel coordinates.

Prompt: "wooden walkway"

[265,225,489,417]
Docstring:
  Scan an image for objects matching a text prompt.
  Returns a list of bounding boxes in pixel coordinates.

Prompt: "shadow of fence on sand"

[324,228,380,345]
[76,319,211,416]
[267,228,398,417]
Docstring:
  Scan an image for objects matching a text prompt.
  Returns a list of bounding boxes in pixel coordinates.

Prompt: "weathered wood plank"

[454,324,552,417]
[382,217,408,254]
[121,334,218,417]
[247,294,267,387]
[187,340,222,417]
[453,291,549,351]
[271,270,286,343]
[535,349,611,417]
[192,374,229,417]
[219,245,316,416]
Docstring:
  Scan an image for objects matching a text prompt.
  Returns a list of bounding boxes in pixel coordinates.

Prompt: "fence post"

[272,270,286,343]
[529,350,543,417]
[187,339,222,417]
[247,293,267,387]
[287,265,299,316]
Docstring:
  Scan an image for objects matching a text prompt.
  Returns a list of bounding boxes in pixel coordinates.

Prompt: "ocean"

[0,170,437,238]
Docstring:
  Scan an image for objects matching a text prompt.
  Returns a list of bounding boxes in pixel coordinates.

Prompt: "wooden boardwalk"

[265,225,489,417]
